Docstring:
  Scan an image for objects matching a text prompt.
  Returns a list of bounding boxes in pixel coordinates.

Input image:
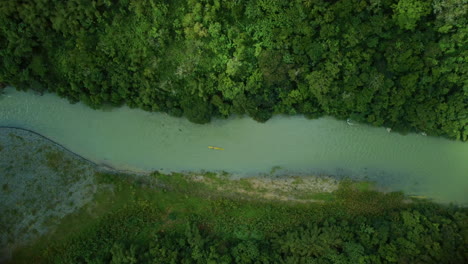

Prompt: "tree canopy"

[20,172,468,264]
[1,0,467,139]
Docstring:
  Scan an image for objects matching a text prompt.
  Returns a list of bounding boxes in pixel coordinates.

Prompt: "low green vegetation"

[11,172,467,264]
[44,151,66,171]
[1,0,467,139]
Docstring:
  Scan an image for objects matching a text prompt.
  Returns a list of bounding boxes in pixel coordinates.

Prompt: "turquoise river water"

[0,87,467,204]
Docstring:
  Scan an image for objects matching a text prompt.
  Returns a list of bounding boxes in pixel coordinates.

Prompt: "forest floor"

[1,127,380,263]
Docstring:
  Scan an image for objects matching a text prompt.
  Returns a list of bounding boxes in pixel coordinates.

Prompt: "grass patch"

[296,192,337,201]
[8,133,24,142]
[351,181,374,191]
[335,180,405,215]
[45,151,66,171]
[291,177,304,185]
[2,183,9,193]
[236,178,254,191]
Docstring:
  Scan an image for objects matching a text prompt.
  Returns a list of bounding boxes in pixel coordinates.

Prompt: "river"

[1,87,467,204]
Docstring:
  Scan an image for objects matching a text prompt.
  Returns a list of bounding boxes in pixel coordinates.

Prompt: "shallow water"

[1,88,467,204]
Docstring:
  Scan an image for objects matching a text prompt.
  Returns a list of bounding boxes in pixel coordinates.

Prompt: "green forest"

[0,0,467,139]
[12,172,468,264]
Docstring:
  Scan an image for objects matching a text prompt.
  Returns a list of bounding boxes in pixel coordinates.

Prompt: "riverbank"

[2,127,466,263]
[0,128,97,261]
[0,127,338,261]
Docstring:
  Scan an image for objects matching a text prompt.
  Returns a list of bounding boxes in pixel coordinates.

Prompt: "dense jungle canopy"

[15,172,468,264]
[0,0,467,139]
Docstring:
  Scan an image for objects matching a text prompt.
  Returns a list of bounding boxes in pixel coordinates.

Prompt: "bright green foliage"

[1,0,467,139]
[392,0,431,30]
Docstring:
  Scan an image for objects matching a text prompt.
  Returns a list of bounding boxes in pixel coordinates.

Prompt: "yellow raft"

[208,146,224,150]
